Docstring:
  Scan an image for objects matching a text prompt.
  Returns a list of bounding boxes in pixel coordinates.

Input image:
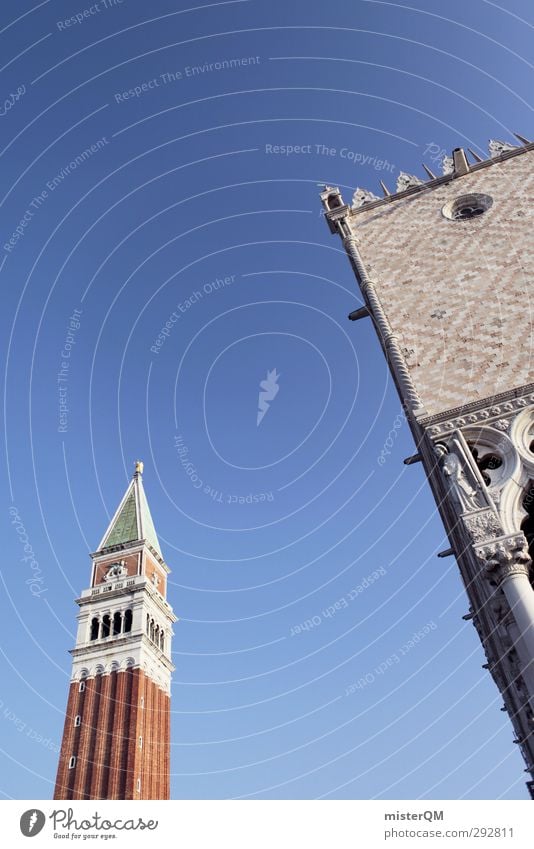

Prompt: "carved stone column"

[505,615,534,704]
[477,535,534,675]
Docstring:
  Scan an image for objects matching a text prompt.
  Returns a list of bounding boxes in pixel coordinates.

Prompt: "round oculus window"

[442,193,493,221]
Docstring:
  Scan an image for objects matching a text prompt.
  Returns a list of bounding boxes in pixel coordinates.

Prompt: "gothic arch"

[499,473,532,536]
[462,423,526,535]
[510,406,534,471]
[462,424,519,489]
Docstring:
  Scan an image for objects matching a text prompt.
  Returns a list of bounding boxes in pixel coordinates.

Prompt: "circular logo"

[20,809,46,837]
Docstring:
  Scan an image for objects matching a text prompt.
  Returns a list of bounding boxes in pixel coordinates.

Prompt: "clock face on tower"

[104,561,128,582]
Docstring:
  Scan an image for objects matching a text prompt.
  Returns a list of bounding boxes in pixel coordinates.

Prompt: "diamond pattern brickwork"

[350,150,534,417]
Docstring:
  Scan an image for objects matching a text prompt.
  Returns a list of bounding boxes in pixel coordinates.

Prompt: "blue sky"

[1,0,533,800]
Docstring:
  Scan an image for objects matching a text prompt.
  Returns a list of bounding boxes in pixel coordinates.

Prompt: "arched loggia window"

[124,609,133,633]
[101,614,111,638]
[113,611,122,636]
[90,617,99,641]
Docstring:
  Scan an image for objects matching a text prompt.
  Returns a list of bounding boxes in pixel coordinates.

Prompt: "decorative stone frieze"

[425,393,534,436]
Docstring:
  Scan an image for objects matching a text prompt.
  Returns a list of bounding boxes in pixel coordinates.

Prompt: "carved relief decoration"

[433,414,532,538]
[104,561,127,582]
[463,511,504,543]
[352,187,379,208]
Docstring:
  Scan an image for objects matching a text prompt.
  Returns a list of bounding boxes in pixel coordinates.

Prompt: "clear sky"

[1,0,533,801]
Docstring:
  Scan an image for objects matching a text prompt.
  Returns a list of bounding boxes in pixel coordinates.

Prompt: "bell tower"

[54,461,176,800]
[322,138,534,796]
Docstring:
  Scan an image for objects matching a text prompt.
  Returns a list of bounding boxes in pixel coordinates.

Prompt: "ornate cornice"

[421,387,534,436]
[70,635,175,675]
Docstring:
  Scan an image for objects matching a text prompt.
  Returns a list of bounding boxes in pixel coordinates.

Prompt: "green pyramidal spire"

[98,461,163,559]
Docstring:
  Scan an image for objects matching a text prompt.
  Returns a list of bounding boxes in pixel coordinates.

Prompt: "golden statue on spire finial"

[135,460,144,475]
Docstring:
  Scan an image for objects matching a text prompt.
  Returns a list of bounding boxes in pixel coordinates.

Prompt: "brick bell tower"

[321,137,534,796]
[54,461,176,800]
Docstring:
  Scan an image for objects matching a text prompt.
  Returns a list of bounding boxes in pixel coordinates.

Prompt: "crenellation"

[330,137,533,218]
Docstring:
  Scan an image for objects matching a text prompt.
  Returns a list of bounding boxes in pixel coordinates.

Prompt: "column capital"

[476,533,532,583]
